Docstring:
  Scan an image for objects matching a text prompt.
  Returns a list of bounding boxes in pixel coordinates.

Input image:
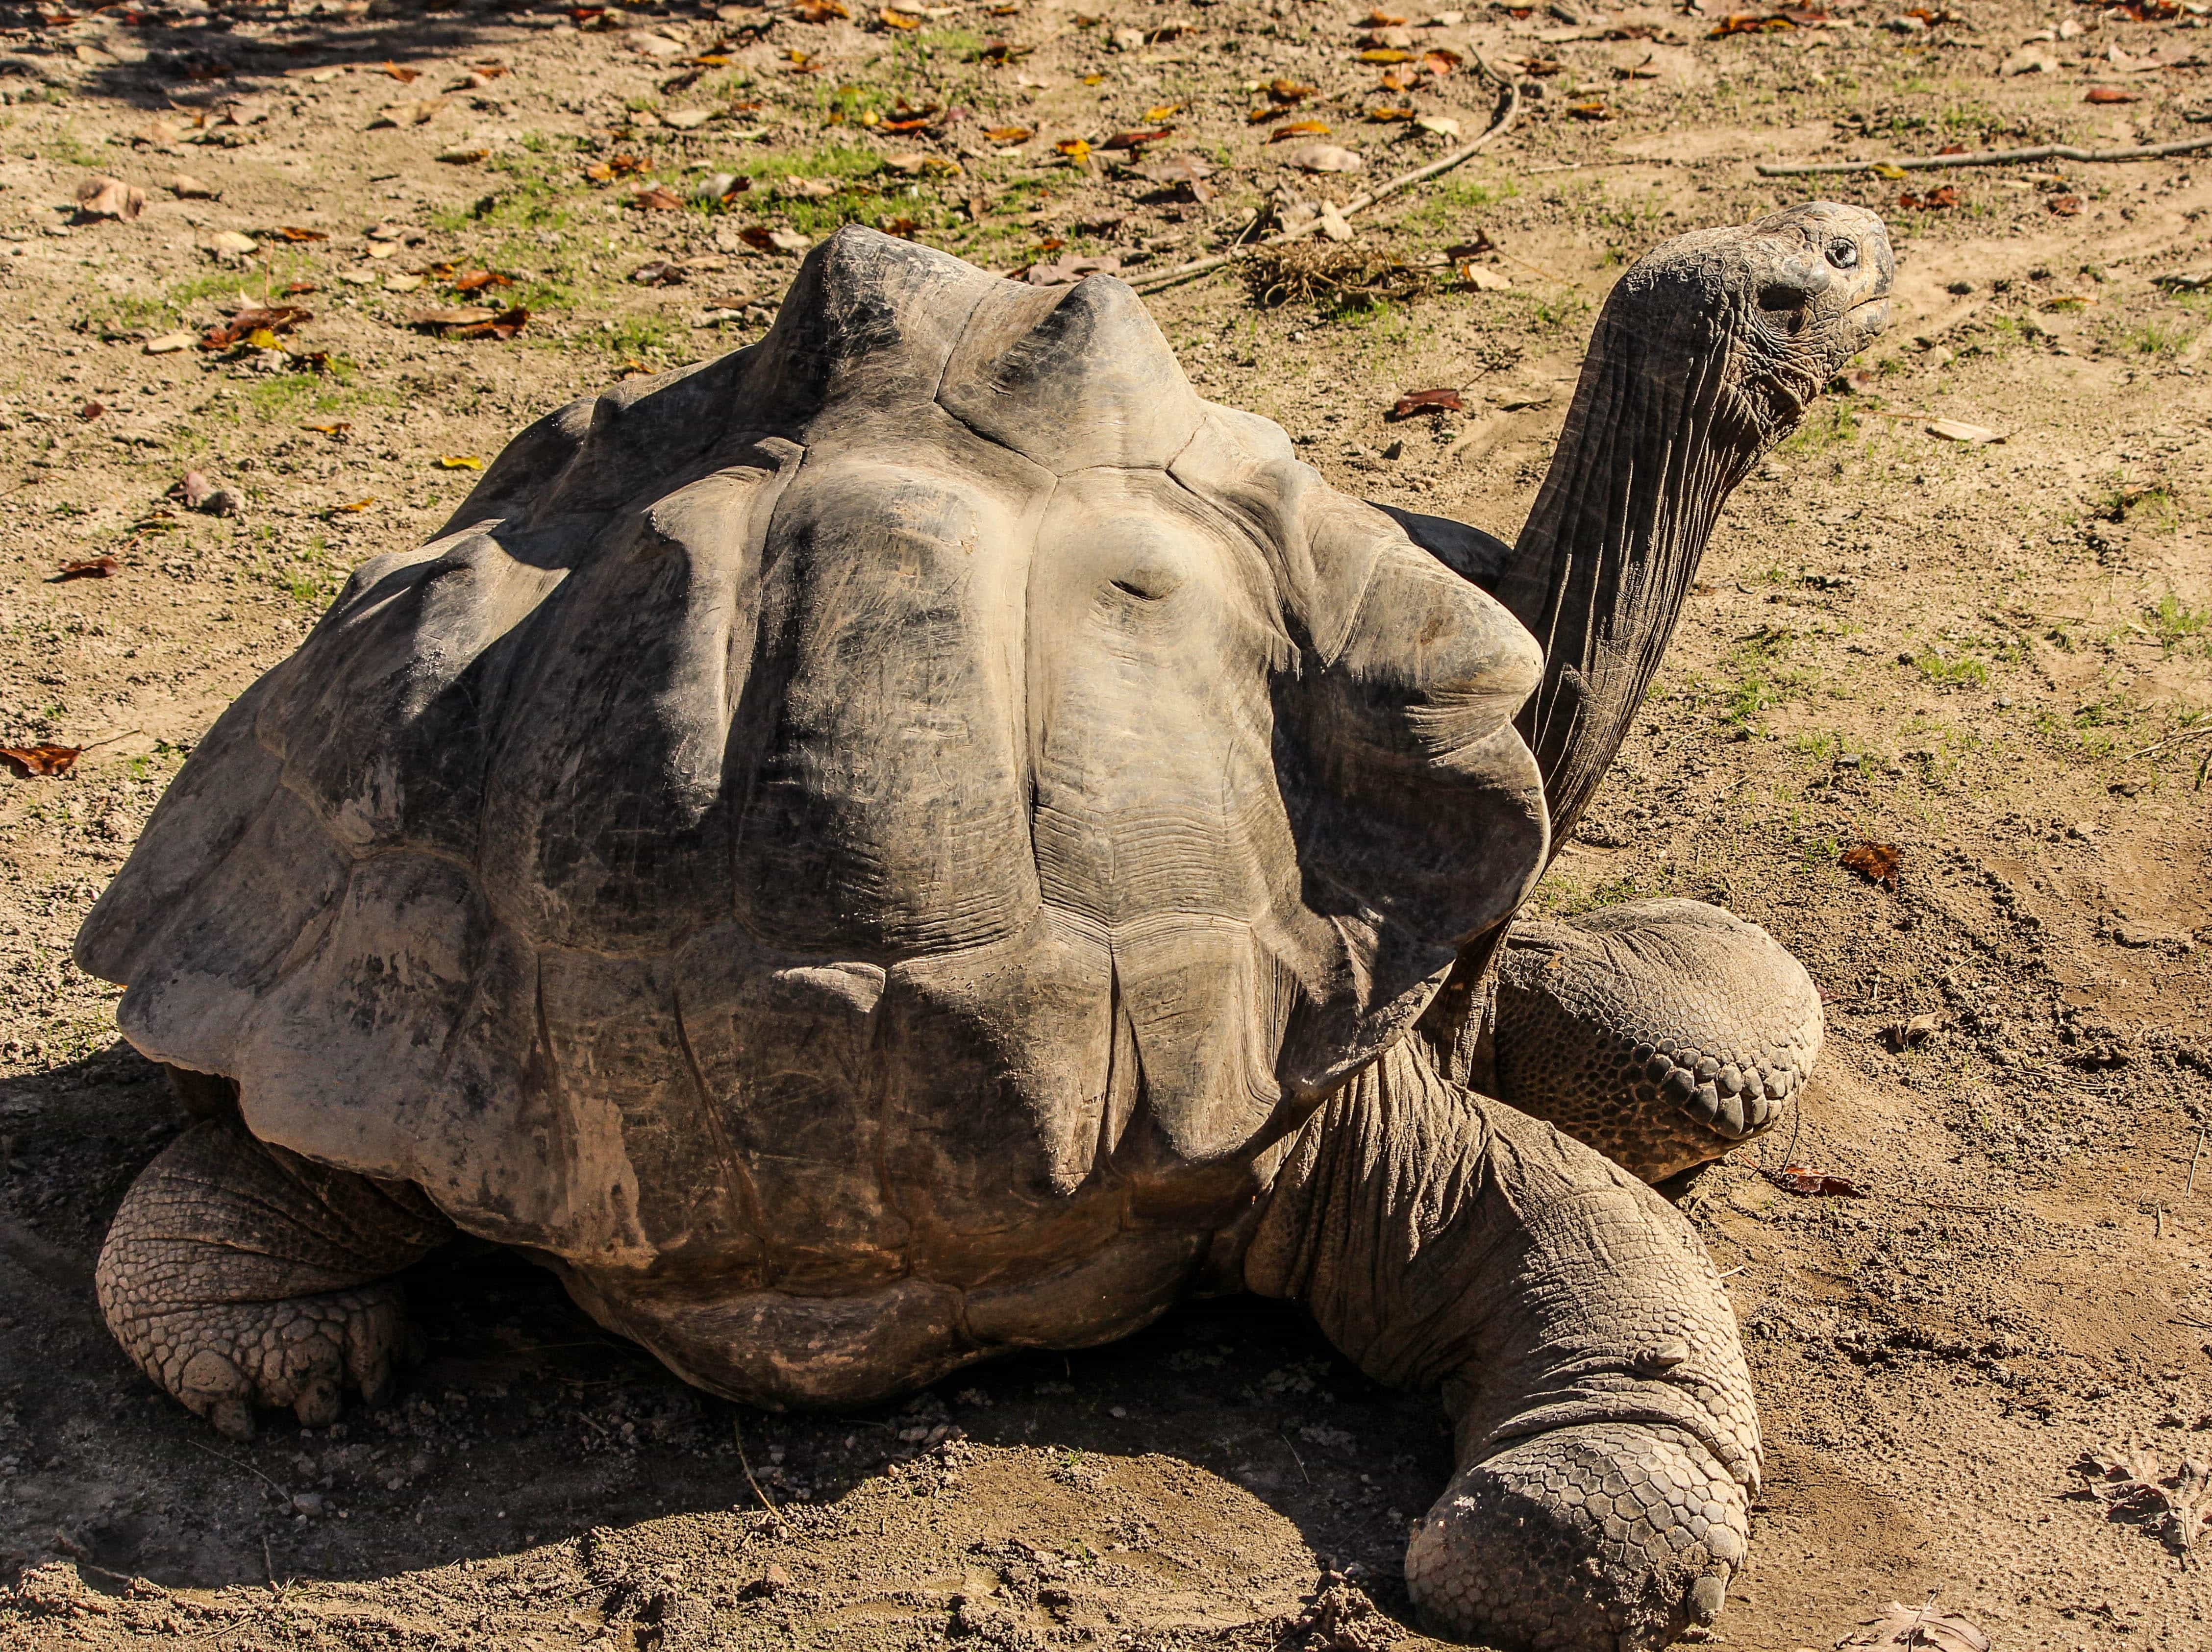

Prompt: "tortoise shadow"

[3,1039,1453,1635]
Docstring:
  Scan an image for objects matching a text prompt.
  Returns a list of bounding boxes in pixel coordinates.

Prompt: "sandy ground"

[0,0,2210,1647]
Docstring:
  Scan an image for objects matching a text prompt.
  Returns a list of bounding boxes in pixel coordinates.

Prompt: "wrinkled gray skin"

[78,206,1889,1651]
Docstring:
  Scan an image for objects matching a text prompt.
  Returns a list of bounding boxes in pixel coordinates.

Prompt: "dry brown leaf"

[984,125,1033,144]
[199,306,311,350]
[53,555,120,582]
[1763,1165,1869,1199]
[1839,840,1902,888]
[1925,418,2001,444]
[275,225,328,242]
[2048,193,2083,216]
[880,5,922,25]
[168,173,219,199]
[75,175,146,222]
[1270,120,1332,141]
[2085,84,2137,103]
[1840,1598,1989,1652]
[76,401,105,422]
[1282,142,1364,173]
[632,185,686,210]
[1270,79,1316,102]
[380,60,421,82]
[1389,387,1463,419]
[1100,128,1173,149]
[0,745,80,779]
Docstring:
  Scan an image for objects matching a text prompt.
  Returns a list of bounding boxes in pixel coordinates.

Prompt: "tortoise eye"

[1826,239,1860,271]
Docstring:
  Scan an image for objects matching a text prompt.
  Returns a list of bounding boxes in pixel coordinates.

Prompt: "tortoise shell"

[78,228,1548,1403]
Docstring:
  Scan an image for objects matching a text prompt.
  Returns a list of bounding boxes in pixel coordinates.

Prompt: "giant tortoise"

[77,203,1889,1651]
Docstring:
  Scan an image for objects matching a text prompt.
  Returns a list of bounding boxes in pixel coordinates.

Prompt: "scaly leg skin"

[96,1111,453,1439]
[1491,897,1824,1183]
[1248,1040,1758,1652]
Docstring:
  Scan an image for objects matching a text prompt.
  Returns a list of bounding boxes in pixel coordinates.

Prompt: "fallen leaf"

[144,330,194,354]
[450,268,513,293]
[1283,142,1364,173]
[1144,103,1180,122]
[336,498,376,512]
[281,281,319,296]
[437,455,486,470]
[199,306,311,350]
[632,185,686,210]
[1378,65,1419,90]
[631,259,686,286]
[1024,253,1122,286]
[0,745,80,779]
[1763,1165,1869,1198]
[879,215,922,238]
[1055,137,1092,164]
[1839,839,1903,888]
[881,5,922,25]
[1362,8,1407,22]
[383,273,425,292]
[1101,128,1173,149]
[884,151,964,175]
[1458,260,1510,290]
[1925,418,2001,443]
[1897,185,1959,210]
[275,225,328,242]
[1884,1012,1946,1052]
[412,305,498,327]
[1390,386,1464,418]
[1568,99,1614,121]
[1138,152,1215,202]
[75,175,146,222]
[2085,85,2138,104]
[437,146,491,163]
[168,173,219,199]
[1711,11,1795,34]
[984,125,1033,144]
[1871,162,1907,180]
[1417,115,1463,137]
[792,0,848,18]
[1358,48,1412,62]
[1270,120,1332,141]
[1367,105,1417,122]
[1270,79,1316,102]
[1421,47,1461,73]
[380,60,421,82]
[662,109,712,129]
[54,555,120,581]
[304,421,352,436]
[76,401,106,422]
[1840,1599,1989,1652]
[978,38,1032,60]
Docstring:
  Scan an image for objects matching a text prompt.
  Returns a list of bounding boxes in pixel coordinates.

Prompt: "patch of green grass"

[1780,399,1861,455]
[2120,318,2192,356]
[2147,592,2211,652]
[1909,644,1988,690]
[734,142,887,182]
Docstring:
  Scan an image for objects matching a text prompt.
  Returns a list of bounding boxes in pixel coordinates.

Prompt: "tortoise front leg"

[1490,897,1824,1182]
[1248,1041,1756,1652]
[98,1106,452,1439]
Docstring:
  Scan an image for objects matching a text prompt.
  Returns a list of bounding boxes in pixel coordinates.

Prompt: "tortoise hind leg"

[1490,897,1823,1182]
[97,1110,452,1439]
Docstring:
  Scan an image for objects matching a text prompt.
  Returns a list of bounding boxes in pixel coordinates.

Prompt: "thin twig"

[2189,1127,2207,1197]
[2128,724,2212,762]
[733,1417,790,1532]
[185,1438,288,1497]
[1277,1427,1312,1486]
[1756,135,2212,177]
[1129,66,1521,297]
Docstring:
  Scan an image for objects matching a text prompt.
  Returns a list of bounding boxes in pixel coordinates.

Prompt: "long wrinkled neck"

[1494,309,1761,851]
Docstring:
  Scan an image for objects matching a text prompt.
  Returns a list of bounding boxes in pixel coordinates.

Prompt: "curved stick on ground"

[1128,66,1522,296]
[1756,134,2212,177]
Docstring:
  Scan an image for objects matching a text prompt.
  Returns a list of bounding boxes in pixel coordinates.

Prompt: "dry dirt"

[0,0,2210,1647]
